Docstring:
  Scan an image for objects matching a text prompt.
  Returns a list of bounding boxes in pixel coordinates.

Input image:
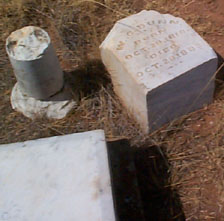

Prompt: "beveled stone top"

[100,10,217,93]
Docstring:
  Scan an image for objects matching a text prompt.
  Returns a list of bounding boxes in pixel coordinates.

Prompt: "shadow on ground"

[64,59,111,100]
[135,145,185,221]
[215,52,224,97]
[108,140,185,221]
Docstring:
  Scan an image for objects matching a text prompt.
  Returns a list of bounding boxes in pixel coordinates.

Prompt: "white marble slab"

[0,130,115,221]
[100,10,217,132]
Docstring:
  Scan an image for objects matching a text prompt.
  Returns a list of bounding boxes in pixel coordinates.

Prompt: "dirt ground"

[1,0,224,220]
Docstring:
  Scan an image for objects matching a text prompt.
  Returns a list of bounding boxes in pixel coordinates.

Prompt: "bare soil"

[1,0,224,220]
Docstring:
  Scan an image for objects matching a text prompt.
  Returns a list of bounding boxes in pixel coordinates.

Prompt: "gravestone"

[100,10,218,133]
[6,26,63,100]
[6,26,76,119]
[0,130,115,221]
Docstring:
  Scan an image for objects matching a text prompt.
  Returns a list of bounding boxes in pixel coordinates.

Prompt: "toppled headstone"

[0,130,115,221]
[100,10,218,133]
[6,26,76,119]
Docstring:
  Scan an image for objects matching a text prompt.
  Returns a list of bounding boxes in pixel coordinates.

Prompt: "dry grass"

[1,0,224,220]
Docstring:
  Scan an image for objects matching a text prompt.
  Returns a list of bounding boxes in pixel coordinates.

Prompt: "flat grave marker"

[0,130,115,221]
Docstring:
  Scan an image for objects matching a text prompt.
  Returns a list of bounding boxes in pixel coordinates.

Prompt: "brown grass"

[1,0,224,220]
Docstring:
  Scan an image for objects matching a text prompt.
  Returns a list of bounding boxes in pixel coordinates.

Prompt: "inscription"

[126,27,166,37]
[125,43,179,60]
[135,45,199,79]
[113,15,208,90]
[125,21,189,39]
[115,21,201,80]
[116,28,192,52]
[116,41,125,50]
[135,19,179,29]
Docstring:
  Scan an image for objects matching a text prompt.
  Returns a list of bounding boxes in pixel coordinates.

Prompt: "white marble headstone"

[0,130,115,221]
[100,10,218,132]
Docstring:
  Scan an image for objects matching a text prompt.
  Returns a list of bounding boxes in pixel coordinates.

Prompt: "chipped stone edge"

[11,83,76,120]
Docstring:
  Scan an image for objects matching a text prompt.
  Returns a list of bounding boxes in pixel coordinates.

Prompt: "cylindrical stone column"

[6,26,64,100]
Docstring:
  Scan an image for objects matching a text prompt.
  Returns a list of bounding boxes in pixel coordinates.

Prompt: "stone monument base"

[11,82,76,119]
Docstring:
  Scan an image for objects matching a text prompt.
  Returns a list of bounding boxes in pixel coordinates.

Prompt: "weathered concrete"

[11,82,76,119]
[6,26,63,100]
[0,130,115,221]
[100,10,218,133]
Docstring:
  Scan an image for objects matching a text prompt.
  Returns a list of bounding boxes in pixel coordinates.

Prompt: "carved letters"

[115,18,200,80]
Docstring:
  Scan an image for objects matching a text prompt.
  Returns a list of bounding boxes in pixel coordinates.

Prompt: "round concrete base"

[11,83,76,119]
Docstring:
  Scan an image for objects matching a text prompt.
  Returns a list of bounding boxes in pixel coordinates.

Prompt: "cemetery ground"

[0,0,224,220]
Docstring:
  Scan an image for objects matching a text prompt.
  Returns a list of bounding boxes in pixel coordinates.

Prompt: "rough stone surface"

[6,26,50,61]
[11,82,76,120]
[0,130,115,221]
[100,10,218,133]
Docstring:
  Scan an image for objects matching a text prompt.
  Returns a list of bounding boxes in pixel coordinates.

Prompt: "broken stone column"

[6,26,76,119]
